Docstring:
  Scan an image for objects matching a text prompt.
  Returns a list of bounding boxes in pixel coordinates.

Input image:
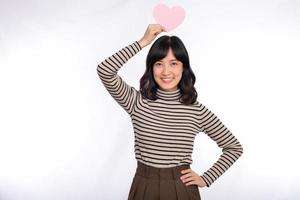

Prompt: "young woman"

[97,24,243,200]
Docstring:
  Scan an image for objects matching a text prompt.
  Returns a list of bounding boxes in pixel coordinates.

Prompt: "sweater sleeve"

[96,41,142,116]
[197,103,243,187]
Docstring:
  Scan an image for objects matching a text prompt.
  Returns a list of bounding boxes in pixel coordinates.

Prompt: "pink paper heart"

[153,3,185,31]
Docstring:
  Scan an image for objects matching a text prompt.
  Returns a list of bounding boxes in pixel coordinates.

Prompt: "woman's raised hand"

[138,24,167,48]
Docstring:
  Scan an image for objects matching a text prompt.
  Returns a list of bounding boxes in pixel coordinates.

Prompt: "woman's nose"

[162,66,170,75]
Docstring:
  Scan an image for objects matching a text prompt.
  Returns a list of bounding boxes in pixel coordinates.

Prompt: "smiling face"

[153,48,184,92]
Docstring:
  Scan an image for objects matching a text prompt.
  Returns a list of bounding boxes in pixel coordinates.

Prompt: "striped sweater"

[96,41,243,187]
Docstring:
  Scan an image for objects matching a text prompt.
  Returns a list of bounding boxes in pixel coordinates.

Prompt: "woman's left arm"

[197,103,243,187]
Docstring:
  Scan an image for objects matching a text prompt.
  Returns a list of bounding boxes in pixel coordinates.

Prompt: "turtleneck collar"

[156,88,181,101]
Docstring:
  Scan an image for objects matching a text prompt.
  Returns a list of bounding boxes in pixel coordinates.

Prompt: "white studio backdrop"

[0,0,299,199]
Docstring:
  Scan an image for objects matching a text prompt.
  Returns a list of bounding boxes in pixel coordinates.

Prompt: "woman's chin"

[159,85,177,91]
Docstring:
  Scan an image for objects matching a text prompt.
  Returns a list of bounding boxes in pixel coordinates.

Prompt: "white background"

[0,0,299,199]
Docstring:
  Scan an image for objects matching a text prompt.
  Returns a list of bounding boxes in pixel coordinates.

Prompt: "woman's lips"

[161,78,173,84]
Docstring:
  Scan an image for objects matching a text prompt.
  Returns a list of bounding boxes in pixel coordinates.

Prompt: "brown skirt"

[128,161,201,200]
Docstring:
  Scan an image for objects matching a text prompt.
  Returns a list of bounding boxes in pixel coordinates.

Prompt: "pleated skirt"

[128,161,201,200]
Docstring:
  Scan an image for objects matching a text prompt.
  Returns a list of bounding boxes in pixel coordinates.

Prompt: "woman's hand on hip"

[138,24,167,48]
[180,168,207,188]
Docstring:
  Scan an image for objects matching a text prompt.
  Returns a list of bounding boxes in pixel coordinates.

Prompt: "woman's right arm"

[96,41,142,116]
[96,24,166,116]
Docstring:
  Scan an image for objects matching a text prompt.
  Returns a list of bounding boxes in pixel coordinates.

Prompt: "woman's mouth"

[161,78,173,84]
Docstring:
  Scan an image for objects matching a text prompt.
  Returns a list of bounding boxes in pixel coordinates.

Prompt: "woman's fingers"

[185,180,198,186]
[180,170,193,179]
[181,168,192,174]
[181,172,196,181]
[150,24,165,36]
[155,24,167,34]
[159,24,167,32]
[181,176,195,183]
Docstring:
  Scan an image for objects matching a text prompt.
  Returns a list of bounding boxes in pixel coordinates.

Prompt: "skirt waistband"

[135,161,190,180]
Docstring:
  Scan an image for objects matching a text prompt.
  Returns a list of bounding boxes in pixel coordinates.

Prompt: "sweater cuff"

[201,174,212,187]
[135,40,142,50]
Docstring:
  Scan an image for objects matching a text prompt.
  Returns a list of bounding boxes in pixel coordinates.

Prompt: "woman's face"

[153,48,183,92]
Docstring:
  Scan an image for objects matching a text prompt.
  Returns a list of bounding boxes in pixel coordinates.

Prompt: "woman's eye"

[171,62,177,66]
[155,63,162,66]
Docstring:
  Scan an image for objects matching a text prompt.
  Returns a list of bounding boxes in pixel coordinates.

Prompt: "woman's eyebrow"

[156,59,178,62]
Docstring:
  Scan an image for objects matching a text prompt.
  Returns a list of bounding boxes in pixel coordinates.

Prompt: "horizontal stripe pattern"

[97,41,243,187]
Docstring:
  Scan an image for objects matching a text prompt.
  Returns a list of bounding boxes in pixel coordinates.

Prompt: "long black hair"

[139,35,197,105]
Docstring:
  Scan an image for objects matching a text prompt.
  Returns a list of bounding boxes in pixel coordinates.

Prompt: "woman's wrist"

[137,39,147,48]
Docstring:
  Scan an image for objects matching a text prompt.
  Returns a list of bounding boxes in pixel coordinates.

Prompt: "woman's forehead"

[159,48,178,61]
